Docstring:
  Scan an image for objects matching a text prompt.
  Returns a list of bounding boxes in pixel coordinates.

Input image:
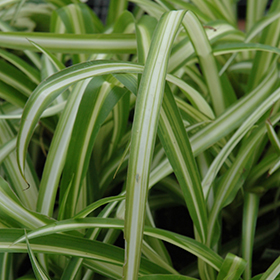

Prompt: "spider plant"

[0,0,280,279]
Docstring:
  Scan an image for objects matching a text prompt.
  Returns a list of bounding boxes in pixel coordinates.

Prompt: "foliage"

[0,0,280,279]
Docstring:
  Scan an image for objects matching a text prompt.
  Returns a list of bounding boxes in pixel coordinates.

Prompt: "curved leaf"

[59,78,129,219]
[0,228,176,278]
[17,60,143,179]
[10,217,223,272]
[0,32,136,53]
[25,230,51,280]
[124,10,186,279]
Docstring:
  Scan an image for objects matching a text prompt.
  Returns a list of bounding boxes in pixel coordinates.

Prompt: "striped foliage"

[0,0,280,280]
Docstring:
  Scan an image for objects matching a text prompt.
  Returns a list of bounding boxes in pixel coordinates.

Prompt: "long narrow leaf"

[17,60,143,180]
[107,0,128,26]
[36,79,92,216]
[0,177,50,229]
[202,70,280,197]
[10,217,223,272]
[25,230,51,280]
[124,10,186,279]
[158,85,208,243]
[0,229,174,277]
[0,253,13,280]
[217,253,246,280]
[0,119,38,210]
[148,64,277,189]
[242,192,259,280]
[259,255,280,280]
[59,79,129,219]
[183,11,225,115]
[0,48,40,84]
[0,32,136,53]
[206,113,280,247]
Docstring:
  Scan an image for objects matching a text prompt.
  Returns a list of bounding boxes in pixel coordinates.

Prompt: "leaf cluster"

[0,0,280,280]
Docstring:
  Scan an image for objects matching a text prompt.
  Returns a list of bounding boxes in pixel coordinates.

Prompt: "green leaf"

[191,64,277,156]
[158,84,208,243]
[202,72,280,197]
[165,0,211,22]
[0,176,50,229]
[29,40,65,72]
[0,59,36,97]
[148,63,278,190]
[53,3,103,34]
[0,48,40,84]
[0,228,173,278]
[0,253,13,280]
[135,14,158,65]
[105,85,130,162]
[183,10,225,116]
[166,74,215,119]
[259,255,280,280]
[169,20,243,73]
[73,195,125,219]
[59,77,129,219]
[25,230,51,280]
[124,10,186,280]
[247,2,280,92]
[0,32,136,54]
[246,10,280,42]
[17,60,143,181]
[107,0,128,26]
[246,0,268,32]
[10,217,223,272]
[36,78,91,216]
[266,119,280,155]
[0,80,27,108]
[213,42,280,57]
[242,192,259,280]
[0,119,38,211]
[0,137,16,164]
[206,112,280,248]
[130,0,166,20]
[52,3,104,63]
[217,253,247,280]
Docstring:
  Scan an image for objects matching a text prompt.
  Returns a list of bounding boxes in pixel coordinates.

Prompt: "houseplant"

[0,0,280,279]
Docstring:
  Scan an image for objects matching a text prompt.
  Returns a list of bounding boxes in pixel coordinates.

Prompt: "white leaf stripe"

[17,61,143,178]
[0,32,137,53]
[124,10,186,280]
[9,218,222,272]
[158,87,207,243]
